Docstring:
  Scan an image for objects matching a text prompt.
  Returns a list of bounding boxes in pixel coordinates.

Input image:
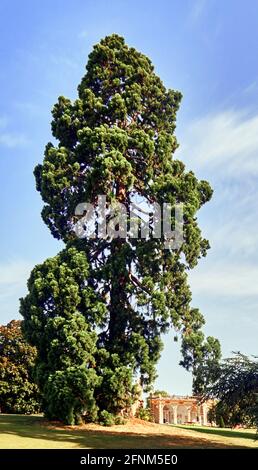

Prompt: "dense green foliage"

[135,405,154,422]
[181,334,221,395]
[21,34,218,424]
[21,246,102,424]
[152,390,170,397]
[0,320,41,414]
[208,400,254,428]
[205,353,258,428]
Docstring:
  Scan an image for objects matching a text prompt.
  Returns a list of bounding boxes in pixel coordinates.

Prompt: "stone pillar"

[187,407,191,423]
[202,404,207,426]
[158,396,164,424]
[197,405,201,425]
[172,405,178,424]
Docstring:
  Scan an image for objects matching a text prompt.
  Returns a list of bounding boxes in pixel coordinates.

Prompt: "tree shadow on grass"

[172,425,257,441]
[0,415,254,449]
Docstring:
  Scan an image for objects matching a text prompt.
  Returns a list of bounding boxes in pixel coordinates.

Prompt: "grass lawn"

[0,414,257,449]
[173,423,258,441]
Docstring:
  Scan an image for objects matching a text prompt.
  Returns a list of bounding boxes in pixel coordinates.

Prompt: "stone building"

[149,394,214,425]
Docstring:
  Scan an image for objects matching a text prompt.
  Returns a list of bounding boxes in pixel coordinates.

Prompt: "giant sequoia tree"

[21,34,220,424]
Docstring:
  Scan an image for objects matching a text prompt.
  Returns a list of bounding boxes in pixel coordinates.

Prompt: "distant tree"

[204,353,258,428]
[208,400,254,428]
[179,322,221,395]
[21,34,218,424]
[152,390,170,397]
[0,320,41,414]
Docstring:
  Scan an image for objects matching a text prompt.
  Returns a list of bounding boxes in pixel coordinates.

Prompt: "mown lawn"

[0,414,257,449]
[172,423,257,441]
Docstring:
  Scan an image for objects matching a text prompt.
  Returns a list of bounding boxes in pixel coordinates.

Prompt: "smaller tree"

[179,326,221,395]
[20,246,107,424]
[204,353,258,428]
[152,390,170,397]
[208,400,254,428]
[0,320,41,414]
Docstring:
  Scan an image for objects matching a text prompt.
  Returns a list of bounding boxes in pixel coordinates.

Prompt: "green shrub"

[135,406,154,422]
[114,415,126,425]
[99,410,115,426]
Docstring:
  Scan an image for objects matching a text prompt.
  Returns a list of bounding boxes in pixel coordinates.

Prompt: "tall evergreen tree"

[21,34,219,424]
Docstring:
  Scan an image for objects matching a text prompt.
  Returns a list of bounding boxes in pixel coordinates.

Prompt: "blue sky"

[1,0,258,395]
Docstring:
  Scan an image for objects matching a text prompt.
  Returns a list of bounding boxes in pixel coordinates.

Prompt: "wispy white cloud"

[0,115,30,148]
[14,101,47,118]
[0,260,33,322]
[178,107,258,313]
[177,109,258,176]
[0,259,32,286]
[189,262,258,298]
[210,218,258,258]
[243,80,258,96]
[0,116,9,128]
[189,0,208,23]
[200,178,258,261]
[0,133,30,148]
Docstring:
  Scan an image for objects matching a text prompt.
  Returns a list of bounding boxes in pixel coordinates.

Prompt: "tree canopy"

[0,320,41,414]
[205,353,258,428]
[152,390,170,397]
[21,34,219,424]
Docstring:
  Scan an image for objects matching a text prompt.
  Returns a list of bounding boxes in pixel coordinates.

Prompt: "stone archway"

[177,405,189,424]
[190,405,198,423]
[163,405,171,423]
[149,395,214,425]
